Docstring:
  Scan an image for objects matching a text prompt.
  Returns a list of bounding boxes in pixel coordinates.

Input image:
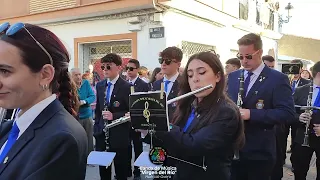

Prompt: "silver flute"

[104,84,214,129]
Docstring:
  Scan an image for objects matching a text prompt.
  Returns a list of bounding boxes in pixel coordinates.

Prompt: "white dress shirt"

[291,79,300,89]
[129,76,138,85]
[106,75,120,103]
[244,62,265,96]
[140,77,149,83]
[163,72,179,97]
[0,94,56,154]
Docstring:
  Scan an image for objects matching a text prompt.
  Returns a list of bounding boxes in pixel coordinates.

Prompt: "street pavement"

[282,141,317,180]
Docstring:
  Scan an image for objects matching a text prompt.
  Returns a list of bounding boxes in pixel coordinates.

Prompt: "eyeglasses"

[159,57,177,65]
[0,22,53,65]
[126,66,137,71]
[237,50,259,60]
[101,65,111,71]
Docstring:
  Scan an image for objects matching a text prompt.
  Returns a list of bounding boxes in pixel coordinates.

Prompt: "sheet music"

[134,151,162,168]
[87,151,116,167]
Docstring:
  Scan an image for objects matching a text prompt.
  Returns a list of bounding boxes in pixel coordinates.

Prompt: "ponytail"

[57,69,80,119]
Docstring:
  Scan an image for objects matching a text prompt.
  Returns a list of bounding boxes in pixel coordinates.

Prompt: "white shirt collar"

[129,76,139,84]
[246,62,265,76]
[140,77,149,83]
[163,72,179,82]
[107,74,120,85]
[15,94,56,137]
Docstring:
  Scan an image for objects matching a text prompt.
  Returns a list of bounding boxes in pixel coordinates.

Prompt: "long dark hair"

[149,67,161,83]
[172,51,245,150]
[0,24,80,119]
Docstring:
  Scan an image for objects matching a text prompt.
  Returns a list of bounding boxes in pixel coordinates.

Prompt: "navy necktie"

[243,72,253,96]
[105,82,112,105]
[310,87,320,133]
[313,87,320,108]
[292,80,297,92]
[164,80,171,93]
[0,122,20,163]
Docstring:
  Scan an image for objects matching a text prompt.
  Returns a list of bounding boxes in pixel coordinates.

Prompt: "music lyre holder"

[107,84,213,171]
[147,84,213,171]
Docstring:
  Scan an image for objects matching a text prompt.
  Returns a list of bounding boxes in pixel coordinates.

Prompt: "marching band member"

[0,23,87,179]
[286,59,310,154]
[152,47,182,121]
[94,53,131,180]
[291,61,320,180]
[126,58,149,179]
[262,55,285,180]
[151,46,183,179]
[142,51,245,180]
[227,33,295,180]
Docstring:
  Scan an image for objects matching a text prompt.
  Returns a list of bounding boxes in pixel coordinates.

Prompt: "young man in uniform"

[227,33,295,180]
[94,53,131,180]
[291,61,320,180]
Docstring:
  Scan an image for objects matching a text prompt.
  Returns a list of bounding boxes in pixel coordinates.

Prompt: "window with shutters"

[83,40,132,79]
[181,41,216,60]
[29,0,77,14]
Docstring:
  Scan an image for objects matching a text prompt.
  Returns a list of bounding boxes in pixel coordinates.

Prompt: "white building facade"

[2,0,282,73]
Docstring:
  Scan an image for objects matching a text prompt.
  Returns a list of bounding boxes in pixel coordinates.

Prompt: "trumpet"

[103,84,214,129]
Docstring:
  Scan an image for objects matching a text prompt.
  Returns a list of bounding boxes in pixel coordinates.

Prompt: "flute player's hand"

[136,129,149,137]
[124,112,130,118]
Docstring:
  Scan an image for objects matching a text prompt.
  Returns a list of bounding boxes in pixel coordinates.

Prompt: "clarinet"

[301,79,313,147]
[233,70,244,160]
[102,88,110,151]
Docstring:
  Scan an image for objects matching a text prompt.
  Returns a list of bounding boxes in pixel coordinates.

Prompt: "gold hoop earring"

[42,84,48,91]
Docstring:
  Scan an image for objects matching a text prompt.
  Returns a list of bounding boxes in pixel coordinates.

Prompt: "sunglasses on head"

[101,65,111,71]
[126,66,137,71]
[237,50,260,60]
[0,22,53,65]
[159,57,176,65]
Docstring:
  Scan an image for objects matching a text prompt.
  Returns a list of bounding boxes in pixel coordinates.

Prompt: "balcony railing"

[239,0,280,32]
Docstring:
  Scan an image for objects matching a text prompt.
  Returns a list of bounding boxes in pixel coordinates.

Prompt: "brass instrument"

[103,84,214,129]
[233,70,244,160]
[301,80,313,147]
